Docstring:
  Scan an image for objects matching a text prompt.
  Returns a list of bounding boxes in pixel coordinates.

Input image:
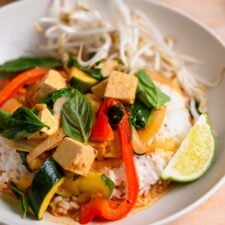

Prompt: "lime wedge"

[161,114,215,182]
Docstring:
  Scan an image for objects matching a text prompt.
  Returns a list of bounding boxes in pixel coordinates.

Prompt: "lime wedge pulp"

[161,114,215,182]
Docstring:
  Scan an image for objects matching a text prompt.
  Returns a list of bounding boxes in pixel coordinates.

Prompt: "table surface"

[1,0,225,225]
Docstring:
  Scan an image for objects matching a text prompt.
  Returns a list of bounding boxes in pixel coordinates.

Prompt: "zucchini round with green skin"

[69,67,98,93]
[28,157,64,220]
[62,172,114,199]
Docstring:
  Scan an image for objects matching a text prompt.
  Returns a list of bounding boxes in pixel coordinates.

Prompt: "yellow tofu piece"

[28,105,59,140]
[1,98,22,113]
[53,137,96,176]
[102,60,118,77]
[91,79,108,99]
[85,93,101,113]
[33,70,67,102]
[104,71,138,104]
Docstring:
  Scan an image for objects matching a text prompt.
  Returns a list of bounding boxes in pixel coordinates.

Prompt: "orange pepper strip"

[0,68,49,107]
[80,99,139,223]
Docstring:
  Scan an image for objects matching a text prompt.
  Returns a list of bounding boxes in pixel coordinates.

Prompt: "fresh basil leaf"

[136,70,170,108]
[0,107,47,140]
[62,90,95,143]
[0,57,62,74]
[11,186,29,218]
[68,56,103,80]
[41,88,73,109]
[129,100,152,129]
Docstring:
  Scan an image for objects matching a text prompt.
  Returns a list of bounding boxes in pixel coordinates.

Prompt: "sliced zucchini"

[62,172,114,199]
[17,151,49,171]
[56,186,73,197]
[28,158,64,220]
[69,67,98,93]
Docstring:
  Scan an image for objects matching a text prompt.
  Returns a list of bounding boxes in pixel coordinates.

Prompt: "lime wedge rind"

[161,114,215,182]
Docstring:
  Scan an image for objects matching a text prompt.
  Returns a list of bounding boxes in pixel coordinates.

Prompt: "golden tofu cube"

[102,60,118,77]
[33,70,67,101]
[85,93,101,113]
[53,137,96,176]
[28,104,59,140]
[91,79,108,99]
[104,71,138,104]
[1,98,22,114]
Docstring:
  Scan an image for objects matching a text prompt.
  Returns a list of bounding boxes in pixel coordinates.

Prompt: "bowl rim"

[0,0,225,225]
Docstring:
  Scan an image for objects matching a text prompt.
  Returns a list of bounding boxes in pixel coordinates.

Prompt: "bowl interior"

[0,0,225,225]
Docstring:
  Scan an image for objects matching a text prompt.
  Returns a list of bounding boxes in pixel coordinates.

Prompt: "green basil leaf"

[0,107,47,140]
[0,57,62,74]
[11,186,29,218]
[136,70,170,108]
[68,56,103,80]
[41,88,73,109]
[129,100,152,129]
[62,90,95,143]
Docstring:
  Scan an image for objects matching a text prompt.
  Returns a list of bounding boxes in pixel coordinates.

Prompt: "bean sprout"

[36,0,223,109]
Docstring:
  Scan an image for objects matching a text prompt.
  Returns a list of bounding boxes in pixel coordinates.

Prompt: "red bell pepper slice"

[80,99,139,223]
[91,111,114,142]
[0,68,49,107]
[91,99,117,142]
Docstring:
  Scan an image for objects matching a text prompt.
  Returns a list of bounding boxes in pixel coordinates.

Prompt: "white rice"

[0,138,28,184]
[134,154,165,195]
[104,152,168,198]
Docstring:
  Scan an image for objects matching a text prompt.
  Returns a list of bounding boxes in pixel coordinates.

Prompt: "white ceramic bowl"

[0,0,225,225]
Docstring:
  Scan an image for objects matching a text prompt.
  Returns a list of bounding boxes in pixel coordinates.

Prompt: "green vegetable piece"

[101,174,115,195]
[69,67,98,93]
[28,158,64,220]
[17,151,32,172]
[129,100,152,130]
[107,104,124,126]
[136,70,170,108]
[11,186,29,218]
[68,56,103,80]
[0,107,47,140]
[0,57,62,74]
[41,88,72,109]
[62,172,115,199]
[62,90,95,143]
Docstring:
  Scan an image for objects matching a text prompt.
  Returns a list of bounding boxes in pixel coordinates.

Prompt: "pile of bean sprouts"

[36,0,223,120]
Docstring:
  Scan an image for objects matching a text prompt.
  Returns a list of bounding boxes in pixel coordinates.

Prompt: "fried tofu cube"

[91,79,108,99]
[1,98,22,113]
[53,137,96,175]
[33,70,67,102]
[85,93,101,113]
[28,104,59,139]
[102,60,118,77]
[104,71,138,104]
